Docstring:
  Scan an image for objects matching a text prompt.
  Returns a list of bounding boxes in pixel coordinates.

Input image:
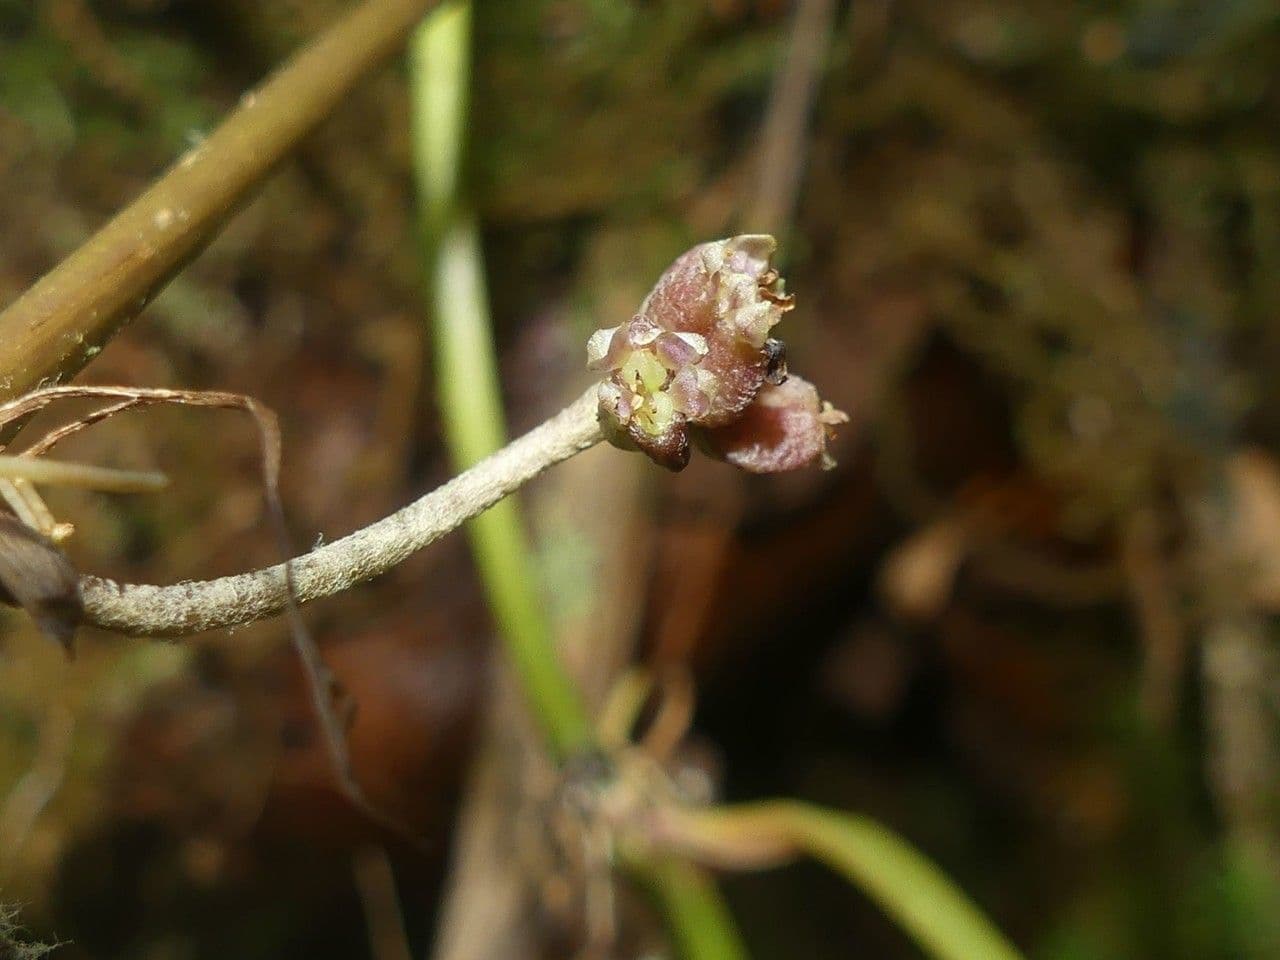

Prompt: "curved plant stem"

[0,0,440,405]
[78,387,603,636]
[653,801,1028,960]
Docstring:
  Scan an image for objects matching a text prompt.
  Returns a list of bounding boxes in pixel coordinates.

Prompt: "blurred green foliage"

[0,2,216,159]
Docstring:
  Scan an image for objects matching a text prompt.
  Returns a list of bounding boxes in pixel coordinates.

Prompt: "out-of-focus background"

[2,0,1280,957]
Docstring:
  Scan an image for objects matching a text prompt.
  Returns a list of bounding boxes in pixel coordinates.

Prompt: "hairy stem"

[78,387,602,637]
[0,0,440,404]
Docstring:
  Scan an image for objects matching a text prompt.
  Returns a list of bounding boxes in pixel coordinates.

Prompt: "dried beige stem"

[0,455,167,493]
[746,0,838,234]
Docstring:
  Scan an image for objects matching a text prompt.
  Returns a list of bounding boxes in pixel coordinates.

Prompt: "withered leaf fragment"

[0,513,82,649]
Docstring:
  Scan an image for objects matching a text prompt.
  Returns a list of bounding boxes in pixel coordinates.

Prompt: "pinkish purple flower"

[587,235,843,472]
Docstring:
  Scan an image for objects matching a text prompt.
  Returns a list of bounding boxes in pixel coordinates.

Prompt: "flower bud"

[699,376,848,473]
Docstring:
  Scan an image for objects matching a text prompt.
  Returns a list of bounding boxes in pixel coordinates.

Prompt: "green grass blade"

[673,801,1026,960]
[409,3,591,755]
[785,803,1025,960]
[633,858,751,960]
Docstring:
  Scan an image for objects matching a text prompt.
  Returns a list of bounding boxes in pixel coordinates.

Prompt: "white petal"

[674,331,709,356]
[587,326,620,369]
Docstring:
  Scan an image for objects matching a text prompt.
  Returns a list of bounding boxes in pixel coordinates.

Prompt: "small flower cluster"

[588,235,845,472]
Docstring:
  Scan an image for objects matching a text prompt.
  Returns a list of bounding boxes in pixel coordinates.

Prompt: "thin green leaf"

[632,858,751,960]
[409,1,591,756]
[666,801,1026,960]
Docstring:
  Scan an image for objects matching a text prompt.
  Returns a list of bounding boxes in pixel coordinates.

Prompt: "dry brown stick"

[353,845,416,960]
[431,667,548,960]
[1186,486,1280,865]
[745,0,838,234]
[0,0,440,405]
[1120,507,1186,729]
[17,399,145,459]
